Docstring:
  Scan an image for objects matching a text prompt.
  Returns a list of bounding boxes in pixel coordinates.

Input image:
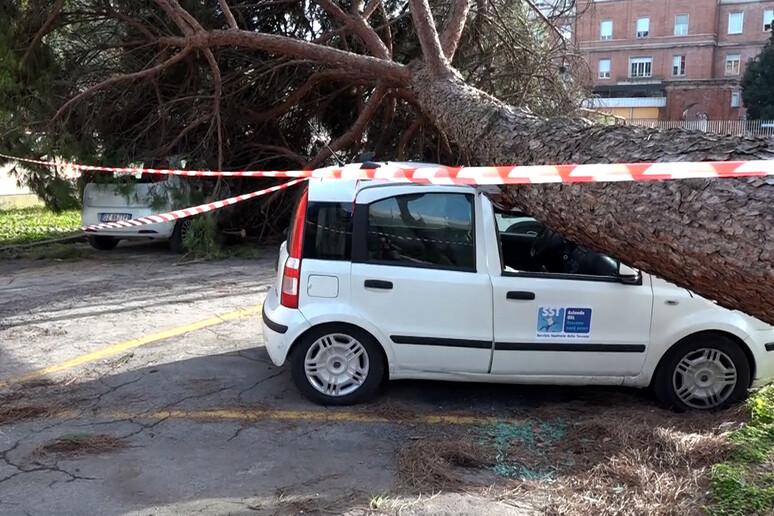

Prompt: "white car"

[81,175,190,252]
[261,172,774,410]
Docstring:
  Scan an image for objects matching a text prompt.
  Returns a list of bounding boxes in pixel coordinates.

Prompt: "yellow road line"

[150,408,511,425]
[0,304,263,388]
[43,408,519,426]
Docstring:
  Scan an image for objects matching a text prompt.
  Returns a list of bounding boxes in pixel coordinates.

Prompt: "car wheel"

[653,333,750,411]
[169,219,192,254]
[87,235,119,250]
[290,324,385,405]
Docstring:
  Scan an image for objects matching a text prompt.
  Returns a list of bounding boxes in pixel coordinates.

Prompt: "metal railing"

[625,119,774,136]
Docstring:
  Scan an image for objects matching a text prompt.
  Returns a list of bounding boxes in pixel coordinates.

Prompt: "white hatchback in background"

[262,168,774,410]
[81,175,189,252]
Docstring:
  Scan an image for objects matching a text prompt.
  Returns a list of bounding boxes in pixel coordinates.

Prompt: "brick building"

[575,0,774,120]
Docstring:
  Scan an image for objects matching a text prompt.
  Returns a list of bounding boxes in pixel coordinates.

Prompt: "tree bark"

[411,68,774,324]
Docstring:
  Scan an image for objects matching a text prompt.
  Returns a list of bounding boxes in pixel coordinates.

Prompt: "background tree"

[742,30,774,120]
[0,0,772,324]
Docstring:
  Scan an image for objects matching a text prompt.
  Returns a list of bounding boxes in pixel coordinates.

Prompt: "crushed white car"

[261,168,774,410]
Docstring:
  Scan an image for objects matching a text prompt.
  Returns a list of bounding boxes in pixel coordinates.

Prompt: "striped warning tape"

[82,178,306,231]
[3,152,774,184]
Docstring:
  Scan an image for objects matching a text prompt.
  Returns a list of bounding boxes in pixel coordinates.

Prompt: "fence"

[625,119,774,137]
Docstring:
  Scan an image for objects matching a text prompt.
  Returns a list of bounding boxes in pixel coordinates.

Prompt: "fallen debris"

[35,434,128,457]
[397,437,492,492]
[0,405,49,424]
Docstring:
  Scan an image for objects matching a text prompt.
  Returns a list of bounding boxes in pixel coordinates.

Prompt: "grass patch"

[26,243,85,260]
[0,241,85,260]
[709,386,774,515]
[0,207,81,245]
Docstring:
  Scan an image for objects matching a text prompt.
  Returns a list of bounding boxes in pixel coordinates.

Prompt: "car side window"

[366,192,475,271]
[496,212,619,278]
[302,202,353,260]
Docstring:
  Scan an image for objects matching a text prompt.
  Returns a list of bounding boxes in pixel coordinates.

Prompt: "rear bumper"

[81,207,176,239]
[261,287,310,366]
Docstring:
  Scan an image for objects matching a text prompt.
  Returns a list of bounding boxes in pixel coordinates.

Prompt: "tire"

[87,235,119,250]
[169,219,192,254]
[290,324,386,405]
[653,333,750,411]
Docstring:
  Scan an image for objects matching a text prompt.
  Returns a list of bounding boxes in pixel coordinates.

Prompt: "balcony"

[615,75,665,84]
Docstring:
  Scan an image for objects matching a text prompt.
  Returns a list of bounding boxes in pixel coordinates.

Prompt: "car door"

[350,186,494,373]
[482,199,653,377]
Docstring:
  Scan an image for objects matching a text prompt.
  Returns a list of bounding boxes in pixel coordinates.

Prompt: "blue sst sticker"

[537,307,565,333]
[537,306,593,338]
[563,308,592,334]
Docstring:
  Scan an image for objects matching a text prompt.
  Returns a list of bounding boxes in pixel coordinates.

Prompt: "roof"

[306,161,479,203]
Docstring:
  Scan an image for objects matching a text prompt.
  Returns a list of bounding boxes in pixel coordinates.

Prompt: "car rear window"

[366,192,475,270]
[302,202,353,260]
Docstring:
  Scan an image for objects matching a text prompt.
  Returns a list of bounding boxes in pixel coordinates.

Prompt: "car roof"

[306,162,479,203]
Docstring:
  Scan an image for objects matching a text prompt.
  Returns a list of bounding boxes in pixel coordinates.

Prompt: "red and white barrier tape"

[82,178,306,231]
[3,152,774,184]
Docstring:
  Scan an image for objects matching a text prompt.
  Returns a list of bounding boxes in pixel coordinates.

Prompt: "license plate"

[99,213,132,223]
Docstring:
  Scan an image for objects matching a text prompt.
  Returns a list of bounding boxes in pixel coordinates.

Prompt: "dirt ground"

[0,241,743,515]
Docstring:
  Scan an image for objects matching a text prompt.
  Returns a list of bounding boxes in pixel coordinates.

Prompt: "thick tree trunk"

[411,68,774,324]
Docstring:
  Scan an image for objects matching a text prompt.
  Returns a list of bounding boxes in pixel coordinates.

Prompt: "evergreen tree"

[741,30,774,119]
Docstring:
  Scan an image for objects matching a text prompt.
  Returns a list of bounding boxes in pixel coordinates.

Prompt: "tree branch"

[251,144,307,167]
[156,114,209,155]
[408,0,451,76]
[218,0,239,29]
[316,0,390,58]
[523,0,564,40]
[398,118,423,159]
[248,70,371,122]
[440,0,470,59]
[53,47,192,121]
[154,0,198,34]
[159,31,410,83]
[307,86,388,168]
[19,0,66,70]
[202,49,225,169]
[363,0,381,19]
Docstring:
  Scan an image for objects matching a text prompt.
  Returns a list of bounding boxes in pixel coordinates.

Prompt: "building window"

[728,12,744,34]
[600,19,613,40]
[629,57,653,78]
[598,58,611,79]
[672,55,686,76]
[725,53,741,75]
[636,17,650,38]
[674,14,689,36]
[731,91,741,108]
[764,10,773,31]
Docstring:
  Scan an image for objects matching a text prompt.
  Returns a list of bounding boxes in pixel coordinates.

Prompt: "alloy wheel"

[304,333,369,397]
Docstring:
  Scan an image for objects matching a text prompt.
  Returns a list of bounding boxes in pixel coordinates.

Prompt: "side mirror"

[617,261,642,285]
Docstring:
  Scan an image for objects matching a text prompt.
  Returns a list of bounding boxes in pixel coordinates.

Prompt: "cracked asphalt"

[0,241,659,515]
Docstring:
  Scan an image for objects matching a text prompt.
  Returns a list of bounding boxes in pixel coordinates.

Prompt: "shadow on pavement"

[0,342,735,515]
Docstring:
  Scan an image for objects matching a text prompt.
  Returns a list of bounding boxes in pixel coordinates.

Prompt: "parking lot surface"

[0,243,734,515]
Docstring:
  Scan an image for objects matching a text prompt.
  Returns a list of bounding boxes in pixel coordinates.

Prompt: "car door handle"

[364,279,393,290]
[507,291,535,300]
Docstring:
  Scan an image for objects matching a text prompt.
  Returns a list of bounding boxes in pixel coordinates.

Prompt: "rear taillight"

[280,189,308,308]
